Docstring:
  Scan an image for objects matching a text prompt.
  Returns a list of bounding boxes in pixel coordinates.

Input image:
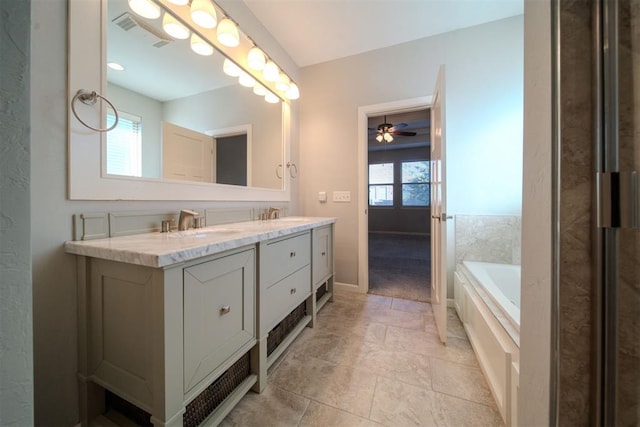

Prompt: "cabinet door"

[312,225,333,288]
[183,249,255,393]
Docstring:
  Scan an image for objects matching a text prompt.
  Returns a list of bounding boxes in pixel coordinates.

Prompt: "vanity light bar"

[146,0,299,102]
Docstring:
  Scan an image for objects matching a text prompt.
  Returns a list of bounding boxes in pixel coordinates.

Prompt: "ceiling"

[243,0,524,67]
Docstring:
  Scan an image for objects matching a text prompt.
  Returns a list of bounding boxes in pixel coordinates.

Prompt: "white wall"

[0,0,33,424]
[108,83,163,178]
[299,16,524,286]
[29,0,299,424]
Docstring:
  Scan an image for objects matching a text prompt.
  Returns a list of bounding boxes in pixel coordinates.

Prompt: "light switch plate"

[318,191,327,202]
[333,191,351,202]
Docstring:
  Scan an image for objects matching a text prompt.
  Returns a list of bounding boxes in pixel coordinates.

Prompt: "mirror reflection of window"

[106,109,142,177]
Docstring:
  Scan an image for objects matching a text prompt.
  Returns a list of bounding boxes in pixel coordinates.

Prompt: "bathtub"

[455,261,521,426]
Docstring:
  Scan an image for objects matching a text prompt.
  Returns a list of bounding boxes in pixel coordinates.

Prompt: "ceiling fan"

[372,116,417,143]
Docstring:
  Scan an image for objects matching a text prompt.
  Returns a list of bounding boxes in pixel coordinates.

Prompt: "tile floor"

[220,290,504,426]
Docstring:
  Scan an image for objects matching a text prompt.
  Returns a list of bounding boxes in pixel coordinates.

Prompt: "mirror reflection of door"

[162,122,214,182]
[216,134,247,186]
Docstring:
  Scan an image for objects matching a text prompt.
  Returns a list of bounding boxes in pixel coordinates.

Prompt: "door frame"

[356,96,432,295]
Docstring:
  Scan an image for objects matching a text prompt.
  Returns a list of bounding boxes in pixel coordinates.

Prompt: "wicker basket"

[267,301,307,356]
[183,352,251,427]
[315,282,327,301]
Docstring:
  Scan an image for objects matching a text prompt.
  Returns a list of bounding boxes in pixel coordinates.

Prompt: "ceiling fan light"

[190,0,217,29]
[128,0,161,19]
[217,18,239,47]
[247,47,266,70]
[263,61,279,82]
[162,13,190,39]
[190,33,213,56]
[253,83,267,96]
[376,134,383,143]
[238,71,255,88]
[276,73,290,92]
[222,58,241,77]
[383,132,393,142]
[265,92,280,104]
[285,82,300,100]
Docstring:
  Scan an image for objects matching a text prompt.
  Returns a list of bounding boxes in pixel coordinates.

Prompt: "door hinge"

[597,171,639,228]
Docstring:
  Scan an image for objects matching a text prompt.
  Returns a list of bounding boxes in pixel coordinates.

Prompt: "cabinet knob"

[290,288,296,294]
[220,305,231,315]
[290,251,296,258]
[321,251,326,256]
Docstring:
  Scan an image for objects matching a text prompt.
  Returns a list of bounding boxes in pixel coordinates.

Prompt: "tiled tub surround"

[455,215,522,265]
[65,216,335,426]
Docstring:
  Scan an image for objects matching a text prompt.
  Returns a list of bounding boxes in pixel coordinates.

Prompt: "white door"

[162,122,214,182]
[430,66,447,344]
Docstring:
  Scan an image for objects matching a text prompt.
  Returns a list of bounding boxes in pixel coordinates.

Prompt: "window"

[369,163,393,206]
[106,110,142,177]
[401,161,430,206]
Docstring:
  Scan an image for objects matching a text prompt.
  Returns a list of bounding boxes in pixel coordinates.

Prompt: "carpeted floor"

[368,233,431,302]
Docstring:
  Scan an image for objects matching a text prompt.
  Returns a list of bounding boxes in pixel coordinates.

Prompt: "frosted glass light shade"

[265,92,280,104]
[263,61,279,82]
[276,73,290,92]
[167,0,188,5]
[190,34,213,56]
[190,0,217,29]
[162,13,190,39]
[128,0,161,19]
[376,134,383,142]
[285,83,300,100]
[222,58,241,77]
[253,83,267,96]
[238,72,255,88]
[383,132,393,142]
[217,18,239,47]
[247,47,266,70]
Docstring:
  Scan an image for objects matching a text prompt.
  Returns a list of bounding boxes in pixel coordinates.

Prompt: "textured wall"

[0,0,34,424]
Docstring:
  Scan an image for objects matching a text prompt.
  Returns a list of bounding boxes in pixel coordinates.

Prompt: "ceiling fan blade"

[390,122,408,131]
[391,131,417,136]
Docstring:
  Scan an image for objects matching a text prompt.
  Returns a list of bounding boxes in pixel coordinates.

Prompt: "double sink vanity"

[65,216,335,426]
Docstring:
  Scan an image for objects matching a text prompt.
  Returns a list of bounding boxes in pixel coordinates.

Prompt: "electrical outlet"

[333,191,351,202]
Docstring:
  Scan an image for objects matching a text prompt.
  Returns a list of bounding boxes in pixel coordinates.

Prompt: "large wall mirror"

[68,0,291,201]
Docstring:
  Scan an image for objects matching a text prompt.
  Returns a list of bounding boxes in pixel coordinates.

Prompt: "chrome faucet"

[268,207,280,219]
[178,209,199,231]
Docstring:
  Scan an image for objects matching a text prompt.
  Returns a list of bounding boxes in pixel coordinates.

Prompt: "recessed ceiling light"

[107,62,125,71]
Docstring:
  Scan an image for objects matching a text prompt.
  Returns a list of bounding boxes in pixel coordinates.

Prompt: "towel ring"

[276,164,283,179]
[287,162,298,178]
[71,89,119,132]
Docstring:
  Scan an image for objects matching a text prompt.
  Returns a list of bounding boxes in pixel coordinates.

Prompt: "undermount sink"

[168,228,241,238]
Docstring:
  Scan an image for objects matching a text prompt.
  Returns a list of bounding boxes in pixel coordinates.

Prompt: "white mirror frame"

[68,0,291,201]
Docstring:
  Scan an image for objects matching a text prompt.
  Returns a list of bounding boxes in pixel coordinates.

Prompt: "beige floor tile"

[219,385,309,427]
[315,315,388,344]
[391,298,433,313]
[354,307,426,330]
[299,401,382,427]
[330,339,432,389]
[430,358,495,407]
[370,376,439,426]
[286,327,344,361]
[385,325,479,367]
[447,308,467,340]
[269,352,377,418]
[432,393,504,426]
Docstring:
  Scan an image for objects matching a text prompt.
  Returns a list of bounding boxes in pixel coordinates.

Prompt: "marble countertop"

[64,217,335,268]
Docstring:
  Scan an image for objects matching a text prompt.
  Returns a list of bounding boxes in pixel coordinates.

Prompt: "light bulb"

[276,73,290,92]
[263,61,279,82]
[383,133,393,142]
[107,62,125,71]
[128,0,161,19]
[265,92,279,104]
[162,13,190,39]
[217,18,239,47]
[285,82,300,100]
[247,47,266,70]
[376,134,383,142]
[190,34,213,56]
[253,83,267,96]
[190,0,217,29]
[222,58,241,77]
[238,71,255,88]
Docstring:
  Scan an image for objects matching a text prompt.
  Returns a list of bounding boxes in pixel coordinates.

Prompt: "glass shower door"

[597,0,640,424]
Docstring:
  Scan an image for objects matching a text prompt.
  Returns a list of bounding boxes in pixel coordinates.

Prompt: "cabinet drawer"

[261,232,310,288]
[312,225,333,287]
[261,265,310,334]
[183,249,255,393]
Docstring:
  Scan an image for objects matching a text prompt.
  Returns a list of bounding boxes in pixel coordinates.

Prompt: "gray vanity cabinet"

[312,225,333,289]
[77,246,257,427]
